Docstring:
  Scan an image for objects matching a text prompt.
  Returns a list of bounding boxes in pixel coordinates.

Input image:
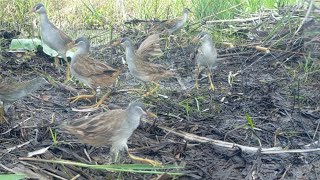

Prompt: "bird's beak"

[67,41,76,48]
[44,79,50,84]
[191,36,200,43]
[30,7,36,13]
[111,39,121,46]
[146,111,157,118]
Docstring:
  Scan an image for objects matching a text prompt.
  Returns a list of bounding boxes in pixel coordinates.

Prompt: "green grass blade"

[245,112,254,129]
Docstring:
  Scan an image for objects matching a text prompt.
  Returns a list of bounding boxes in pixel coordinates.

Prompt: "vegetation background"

[0,0,297,44]
[3,0,317,179]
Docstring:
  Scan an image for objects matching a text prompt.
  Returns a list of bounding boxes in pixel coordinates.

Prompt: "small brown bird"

[32,3,74,82]
[0,77,48,122]
[61,101,161,166]
[68,37,121,109]
[159,8,191,34]
[120,34,184,96]
[192,32,218,90]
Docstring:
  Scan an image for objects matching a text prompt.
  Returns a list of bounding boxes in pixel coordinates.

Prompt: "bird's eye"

[120,38,126,43]
[200,33,207,39]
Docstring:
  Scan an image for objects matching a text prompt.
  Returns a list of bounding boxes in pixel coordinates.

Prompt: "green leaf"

[9,39,74,58]
[20,158,184,175]
[9,38,41,51]
[245,112,254,128]
[0,174,26,180]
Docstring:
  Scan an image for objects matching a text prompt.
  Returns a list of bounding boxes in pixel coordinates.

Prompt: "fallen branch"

[142,119,320,154]
[206,16,267,24]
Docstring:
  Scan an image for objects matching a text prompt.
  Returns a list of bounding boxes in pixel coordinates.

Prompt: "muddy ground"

[1,14,320,179]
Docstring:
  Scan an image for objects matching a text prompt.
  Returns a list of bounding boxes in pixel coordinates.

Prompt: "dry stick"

[1,117,32,134]
[206,16,267,24]
[19,161,67,180]
[141,119,320,154]
[294,0,314,35]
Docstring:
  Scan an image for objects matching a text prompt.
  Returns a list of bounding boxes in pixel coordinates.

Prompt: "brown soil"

[1,14,320,180]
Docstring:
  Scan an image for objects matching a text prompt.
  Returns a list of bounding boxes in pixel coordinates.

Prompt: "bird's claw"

[128,153,162,166]
[209,84,215,91]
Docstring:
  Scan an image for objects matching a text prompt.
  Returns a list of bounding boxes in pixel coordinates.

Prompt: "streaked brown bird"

[61,101,161,166]
[155,8,191,34]
[120,34,184,96]
[163,8,191,34]
[32,3,74,82]
[0,77,48,123]
[68,37,121,109]
[192,32,218,90]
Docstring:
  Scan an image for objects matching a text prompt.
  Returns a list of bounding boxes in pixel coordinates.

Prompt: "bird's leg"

[111,150,121,163]
[143,82,160,97]
[54,56,60,69]
[127,152,162,166]
[194,65,200,89]
[144,82,149,91]
[82,90,111,109]
[0,106,7,124]
[68,90,96,103]
[171,35,180,46]
[63,57,71,83]
[207,69,215,91]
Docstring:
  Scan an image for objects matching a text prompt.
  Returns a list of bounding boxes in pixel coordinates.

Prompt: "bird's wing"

[135,59,176,81]
[62,110,127,142]
[0,79,31,93]
[73,55,119,77]
[0,81,11,92]
[136,33,163,59]
[47,21,73,48]
[163,17,180,29]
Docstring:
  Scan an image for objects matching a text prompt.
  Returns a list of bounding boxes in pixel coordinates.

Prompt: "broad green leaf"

[9,38,74,58]
[0,174,26,180]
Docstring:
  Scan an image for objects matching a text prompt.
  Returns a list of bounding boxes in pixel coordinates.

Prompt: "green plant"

[19,158,184,175]
[49,127,58,145]
[245,112,254,129]
[179,99,191,117]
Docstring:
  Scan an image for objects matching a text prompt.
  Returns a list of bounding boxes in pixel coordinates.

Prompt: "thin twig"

[142,119,320,154]
[294,0,314,35]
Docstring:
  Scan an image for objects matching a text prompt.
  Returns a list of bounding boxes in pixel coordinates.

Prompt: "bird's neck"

[74,48,89,57]
[71,48,88,67]
[39,13,50,25]
[126,110,142,128]
[202,40,214,50]
[125,45,136,68]
[181,12,188,23]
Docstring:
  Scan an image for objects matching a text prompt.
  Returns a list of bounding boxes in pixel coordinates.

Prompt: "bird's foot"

[81,102,103,110]
[68,94,95,103]
[0,107,8,124]
[54,57,61,68]
[143,91,152,97]
[143,83,159,97]
[81,91,111,109]
[64,63,71,84]
[194,82,200,89]
[128,153,162,166]
[209,83,215,91]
